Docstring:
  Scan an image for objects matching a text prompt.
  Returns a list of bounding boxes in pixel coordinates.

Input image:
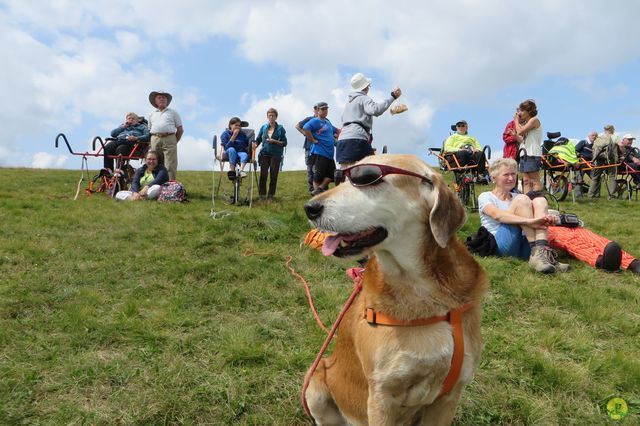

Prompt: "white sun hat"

[350,73,372,91]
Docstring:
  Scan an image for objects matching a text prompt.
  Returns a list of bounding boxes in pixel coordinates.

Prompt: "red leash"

[299,268,364,418]
[286,256,365,417]
[285,256,330,333]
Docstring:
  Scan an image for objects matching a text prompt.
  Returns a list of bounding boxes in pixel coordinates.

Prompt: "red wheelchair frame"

[428,145,491,210]
[55,133,148,199]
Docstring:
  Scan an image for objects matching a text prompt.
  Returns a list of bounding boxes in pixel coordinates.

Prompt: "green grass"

[1,167,639,425]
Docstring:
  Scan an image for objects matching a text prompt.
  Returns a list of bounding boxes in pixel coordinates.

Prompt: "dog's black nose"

[304,201,324,220]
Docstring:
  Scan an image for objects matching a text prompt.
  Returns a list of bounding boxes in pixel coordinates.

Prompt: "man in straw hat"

[148,91,183,180]
[336,73,402,168]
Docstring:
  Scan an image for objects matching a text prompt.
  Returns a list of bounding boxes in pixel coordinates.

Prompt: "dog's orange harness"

[364,302,475,398]
[301,267,476,418]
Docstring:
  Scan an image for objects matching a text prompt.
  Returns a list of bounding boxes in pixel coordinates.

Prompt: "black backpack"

[465,226,497,257]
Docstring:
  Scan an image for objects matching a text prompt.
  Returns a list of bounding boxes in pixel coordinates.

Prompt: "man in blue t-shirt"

[295,104,319,193]
[302,102,339,195]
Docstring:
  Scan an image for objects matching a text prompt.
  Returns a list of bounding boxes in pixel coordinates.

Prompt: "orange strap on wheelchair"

[364,301,475,398]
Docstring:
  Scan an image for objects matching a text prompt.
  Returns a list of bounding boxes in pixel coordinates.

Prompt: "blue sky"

[2,1,639,172]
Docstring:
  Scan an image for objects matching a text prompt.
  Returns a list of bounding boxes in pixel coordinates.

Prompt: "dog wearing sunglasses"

[303,154,487,425]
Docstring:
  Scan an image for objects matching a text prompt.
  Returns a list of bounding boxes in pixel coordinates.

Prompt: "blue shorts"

[519,156,541,173]
[495,224,530,259]
[336,138,374,164]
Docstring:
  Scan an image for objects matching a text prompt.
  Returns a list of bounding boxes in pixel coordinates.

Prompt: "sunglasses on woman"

[335,164,432,187]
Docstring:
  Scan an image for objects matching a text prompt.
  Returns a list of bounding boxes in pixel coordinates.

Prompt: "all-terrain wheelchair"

[428,125,491,210]
[212,123,259,206]
[55,120,149,199]
[612,147,640,201]
[539,131,594,202]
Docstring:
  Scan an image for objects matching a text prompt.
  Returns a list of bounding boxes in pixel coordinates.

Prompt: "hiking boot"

[227,170,237,180]
[595,241,622,272]
[239,171,247,178]
[311,187,325,196]
[528,246,556,274]
[627,259,640,275]
[542,246,570,273]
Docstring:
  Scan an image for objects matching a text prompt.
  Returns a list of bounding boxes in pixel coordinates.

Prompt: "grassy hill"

[1,166,638,424]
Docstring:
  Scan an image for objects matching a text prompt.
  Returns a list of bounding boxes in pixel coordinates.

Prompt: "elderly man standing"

[148,91,183,180]
[588,124,618,199]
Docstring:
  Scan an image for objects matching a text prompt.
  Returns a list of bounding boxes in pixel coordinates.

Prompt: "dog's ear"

[429,176,467,248]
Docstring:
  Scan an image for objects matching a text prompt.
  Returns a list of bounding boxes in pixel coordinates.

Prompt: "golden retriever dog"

[302,154,487,425]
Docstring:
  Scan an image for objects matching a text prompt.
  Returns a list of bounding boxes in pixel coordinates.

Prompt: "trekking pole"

[248,142,257,208]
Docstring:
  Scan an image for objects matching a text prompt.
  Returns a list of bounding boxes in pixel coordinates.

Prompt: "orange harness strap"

[365,302,475,398]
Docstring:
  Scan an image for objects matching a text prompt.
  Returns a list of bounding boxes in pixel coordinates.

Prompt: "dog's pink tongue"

[322,234,344,256]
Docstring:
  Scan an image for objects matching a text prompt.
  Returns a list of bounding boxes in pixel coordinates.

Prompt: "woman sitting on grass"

[115,150,169,201]
[478,158,640,274]
[478,158,569,273]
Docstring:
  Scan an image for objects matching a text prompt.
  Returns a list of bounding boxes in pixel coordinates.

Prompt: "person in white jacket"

[336,73,402,168]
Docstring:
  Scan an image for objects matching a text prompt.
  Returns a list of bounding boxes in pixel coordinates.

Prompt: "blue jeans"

[225,148,248,168]
[495,224,531,259]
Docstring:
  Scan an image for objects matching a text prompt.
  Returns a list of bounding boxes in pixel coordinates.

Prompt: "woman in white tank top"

[515,99,543,193]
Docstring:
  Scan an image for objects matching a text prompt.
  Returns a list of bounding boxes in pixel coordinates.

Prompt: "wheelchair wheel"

[468,182,477,210]
[545,192,560,211]
[458,182,470,206]
[612,179,630,200]
[547,174,568,201]
[454,173,474,208]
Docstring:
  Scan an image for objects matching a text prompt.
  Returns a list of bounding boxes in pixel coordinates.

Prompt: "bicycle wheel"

[547,175,568,201]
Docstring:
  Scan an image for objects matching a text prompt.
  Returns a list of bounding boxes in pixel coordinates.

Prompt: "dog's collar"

[364,302,474,327]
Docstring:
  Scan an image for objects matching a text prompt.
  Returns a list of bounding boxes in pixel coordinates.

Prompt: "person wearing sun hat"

[148,90,183,180]
[336,73,402,168]
[618,133,640,184]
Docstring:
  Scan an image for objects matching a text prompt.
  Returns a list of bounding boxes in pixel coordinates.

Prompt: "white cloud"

[31,152,68,169]
[3,1,640,172]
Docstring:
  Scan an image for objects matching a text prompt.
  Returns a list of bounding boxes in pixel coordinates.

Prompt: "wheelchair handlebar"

[92,136,105,151]
[483,145,492,160]
[54,133,74,154]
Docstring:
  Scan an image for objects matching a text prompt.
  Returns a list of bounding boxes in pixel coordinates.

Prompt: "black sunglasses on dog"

[336,164,432,187]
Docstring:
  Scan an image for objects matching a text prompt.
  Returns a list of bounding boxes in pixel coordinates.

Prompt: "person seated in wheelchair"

[575,130,597,162]
[115,150,168,201]
[104,112,150,171]
[443,120,488,182]
[545,137,579,168]
[220,117,251,178]
[618,134,640,185]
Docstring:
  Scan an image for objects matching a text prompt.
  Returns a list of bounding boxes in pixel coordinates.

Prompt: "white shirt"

[478,191,515,235]
[149,108,182,133]
[522,125,543,157]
